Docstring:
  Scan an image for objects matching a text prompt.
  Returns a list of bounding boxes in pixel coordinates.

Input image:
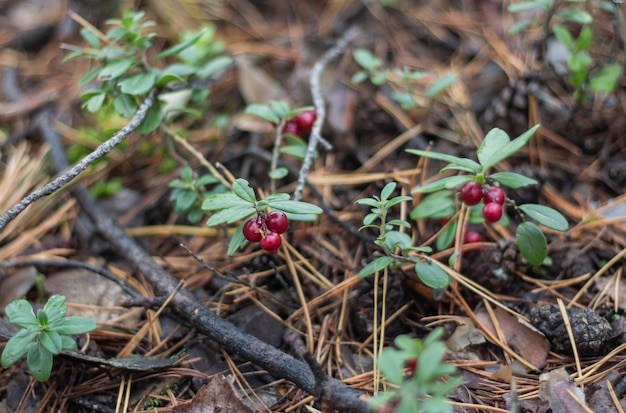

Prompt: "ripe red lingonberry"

[243,218,264,242]
[405,358,417,374]
[459,181,483,206]
[265,210,289,234]
[483,186,506,205]
[260,231,282,254]
[282,120,300,136]
[464,230,482,244]
[294,110,316,133]
[483,202,503,223]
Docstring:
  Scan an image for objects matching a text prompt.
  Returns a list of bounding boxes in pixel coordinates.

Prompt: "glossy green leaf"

[113,94,138,117]
[436,219,457,251]
[516,222,547,265]
[245,104,280,124]
[227,223,247,256]
[84,93,106,113]
[202,193,251,211]
[508,19,534,35]
[358,256,394,278]
[353,48,382,71]
[232,179,257,203]
[269,167,288,179]
[410,191,455,220]
[156,72,185,87]
[508,0,549,12]
[98,58,136,80]
[380,182,397,201]
[80,28,100,49]
[412,175,474,194]
[478,128,510,168]
[119,72,156,95]
[5,299,38,327]
[424,74,457,98]
[589,63,621,93]
[265,200,323,215]
[1,330,38,367]
[489,172,537,188]
[553,24,575,51]
[479,125,540,171]
[39,331,63,355]
[415,260,450,289]
[557,9,593,24]
[198,56,233,78]
[155,27,208,60]
[27,343,53,381]
[206,205,256,226]
[407,149,481,173]
[519,204,568,231]
[383,231,412,252]
[53,316,97,335]
[136,104,163,134]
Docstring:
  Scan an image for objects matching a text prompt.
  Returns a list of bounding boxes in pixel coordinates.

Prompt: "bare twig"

[293,27,360,202]
[0,89,157,233]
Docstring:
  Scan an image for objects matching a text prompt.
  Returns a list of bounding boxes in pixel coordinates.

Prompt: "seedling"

[1,295,96,381]
[370,328,463,413]
[409,125,569,265]
[201,178,322,255]
[169,166,225,223]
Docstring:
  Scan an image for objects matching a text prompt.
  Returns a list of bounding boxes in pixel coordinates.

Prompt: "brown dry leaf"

[595,276,626,310]
[172,375,254,413]
[476,306,550,369]
[0,266,37,312]
[446,319,486,351]
[235,56,286,104]
[538,367,587,413]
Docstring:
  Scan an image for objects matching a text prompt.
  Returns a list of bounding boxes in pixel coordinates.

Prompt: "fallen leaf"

[595,276,626,310]
[446,319,486,351]
[539,367,587,413]
[235,56,286,104]
[476,306,550,369]
[172,375,254,413]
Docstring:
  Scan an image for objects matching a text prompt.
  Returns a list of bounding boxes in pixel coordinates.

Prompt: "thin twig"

[293,27,360,202]
[0,89,157,233]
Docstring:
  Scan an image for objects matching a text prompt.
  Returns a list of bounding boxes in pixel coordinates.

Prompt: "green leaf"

[358,256,394,278]
[370,71,388,85]
[5,299,38,327]
[516,222,547,265]
[280,144,308,159]
[508,19,535,35]
[589,63,621,93]
[52,316,97,335]
[410,191,455,220]
[557,9,593,24]
[43,295,66,316]
[136,104,163,134]
[477,128,511,168]
[380,182,397,201]
[227,222,248,255]
[356,198,381,208]
[27,343,53,381]
[39,331,63,355]
[269,167,288,179]
[265,200,323,215]
[198,55,233,78]
[269,100,290,120]
[412,175,474,194]
[553,24,575,51]
[576,25,593,52]
[80,28,100,49]
[351,71,369,84]
[119,72,157,95]
[36,309,48,325]
[406,149,482,173]
[424,74,457,98]
[232,179,257,203]
[156,72,185,88]
[353,48,382,71]
[489,172,537,188]
[284,212,319,222]
[479,125,540,171]
[518,204,568,231]
[385,196,413,208]
[60,335,77,351]
[206,206,256,226]
[155,27,208,60]
[383,231,413,252]
[113,94,138,117]
[84,93,106,113]
[377,346,406,385]
[98,58,136,80]
[202,193,251,211]
[2,329,38,367]
[245,103,280,124]
[175,190,198,212]
[436,219,457,251]
[508,1,549,12]
[415,260,450,289]
[79,66,102,86]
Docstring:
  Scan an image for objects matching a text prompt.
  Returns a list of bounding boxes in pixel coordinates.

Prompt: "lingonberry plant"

[202,178,322,255]
[409,125,569,265]
[357,182,450,288]
[245,100,316,187]
[370,328,463,413]
[1,295,96,381]
[169,166,225,223]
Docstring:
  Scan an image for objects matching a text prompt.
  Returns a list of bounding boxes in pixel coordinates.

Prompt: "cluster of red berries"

[242,211,289,254]
[282,110,316,137]
[459,181,506,223]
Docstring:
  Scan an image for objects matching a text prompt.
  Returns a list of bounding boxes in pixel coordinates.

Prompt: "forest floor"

[0,0,625,412]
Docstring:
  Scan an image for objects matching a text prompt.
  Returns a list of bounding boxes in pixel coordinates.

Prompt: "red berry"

[459,181,483,206]
[464,230,482,244]
[483,186,506,205]
[265,210,289,234]
[282,120,300,136]
[260,231,282,253]
[483,202,503,223]
[293,110,316,133]
[243,218,263,243]
[405,358,417,374]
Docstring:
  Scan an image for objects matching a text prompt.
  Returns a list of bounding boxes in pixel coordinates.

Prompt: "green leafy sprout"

[64,10,232,133]
[409,125,568,266]
[169,166,226,223]
[2,295,96,381]
[370,328,463,413]
[508,0,621,103]
[201,178,323,255]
